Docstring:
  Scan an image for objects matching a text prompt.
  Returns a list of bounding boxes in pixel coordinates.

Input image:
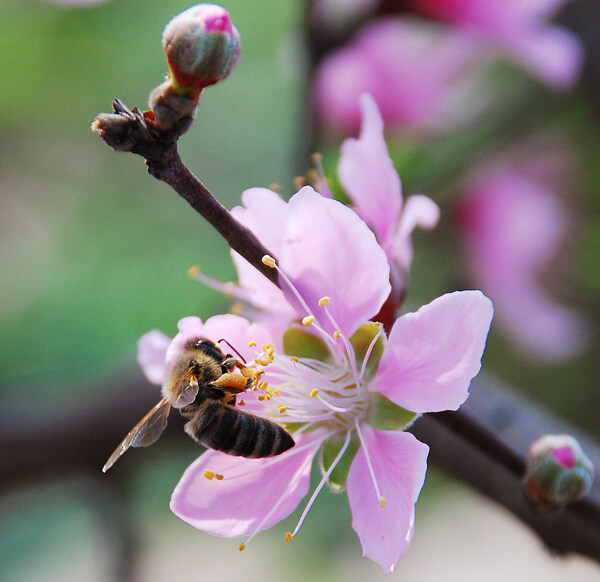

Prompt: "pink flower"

[314,18,479,136]
[192,96,438,328]
[141,188,494,572]
[458,153,588,361]
[414,0,583,88]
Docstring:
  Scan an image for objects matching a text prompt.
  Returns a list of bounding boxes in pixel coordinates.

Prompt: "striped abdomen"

[185,401,295,458]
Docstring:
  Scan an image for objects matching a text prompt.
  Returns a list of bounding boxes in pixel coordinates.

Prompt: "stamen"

[284,531,293,543]
[248,341,257,348]
[259,382,268,391]
[302,315,315,326]
[188,265,252,303]
[310,152,334,199]
[380,497,387,508]
[279,406,287,414]
[262,255,277,268]
[290,357,299,362]
[321,303,361,390]
[203,470,215,480]
[318,296,330,306]
[289,430,352,538]
[239,544,246,552]
[333,331,341,340]
[293,176,307,190]
[239,442,319,549]
[359,326,384,381]
[238,400,246,406]
[310,389,319,398]
[355,419,384,506]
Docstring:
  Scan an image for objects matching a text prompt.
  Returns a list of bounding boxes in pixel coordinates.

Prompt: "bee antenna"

[217,338,247,363]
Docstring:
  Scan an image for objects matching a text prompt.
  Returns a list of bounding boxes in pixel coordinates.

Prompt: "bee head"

[189,338,224,361]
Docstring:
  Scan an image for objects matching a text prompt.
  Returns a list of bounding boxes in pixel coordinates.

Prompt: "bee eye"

[188,360,197,368]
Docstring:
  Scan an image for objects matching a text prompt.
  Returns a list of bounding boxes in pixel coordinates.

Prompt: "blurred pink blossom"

[314,17,479,136]
[458,153,588,361]
[414,0,583,88]
[140,188,493,572]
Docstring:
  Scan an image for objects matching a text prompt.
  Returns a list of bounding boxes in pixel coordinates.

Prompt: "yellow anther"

[279,406,287,414]
[262,255,277,268]
[380,497,387,508]
[302,315,315,326]
[310,389,319,398]
[238,400,246,406]
[239,544,246,552]
[254,358,271,367]
[269,183,282,193]
[203,470,215,480]
[215,474,224,481]
[258,394,266,401]
[188,265,201,278]
[290,357,299,362]
[259,381,269,391]
[374,321,382,327]
[293,176,307,189]
[240,367,255,378]
[266,392,272,400]
[248,341,257,348]
[318,296,330,306]
[333,331,341,339]
[262,343,275,354]
[272,390,281,397]
[284,532,293,543]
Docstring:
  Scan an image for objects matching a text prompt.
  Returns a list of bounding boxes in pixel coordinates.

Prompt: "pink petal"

[391,194,440,271]
[371,291,493,413]
[171,432,322,537]
[280,186,391,338]
[314,19,478,136]
[230,188,295,315]
[415,0,581,88]
[503,25,583,89]
[137,330,171,385]
[347,427,429,573]
[338,94,403,248]
[459,165,588,361]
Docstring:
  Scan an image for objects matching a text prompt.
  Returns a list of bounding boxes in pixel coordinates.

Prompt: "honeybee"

[102,338,294,472]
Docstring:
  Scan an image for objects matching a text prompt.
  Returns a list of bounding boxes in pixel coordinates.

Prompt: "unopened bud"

[162,4,241,95]
[524,434,594,509]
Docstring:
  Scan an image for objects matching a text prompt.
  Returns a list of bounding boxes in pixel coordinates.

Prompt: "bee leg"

[221,357,245,373]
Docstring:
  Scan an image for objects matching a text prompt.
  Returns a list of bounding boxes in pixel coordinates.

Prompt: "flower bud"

[524,434,594,509]
[162,4,241,95]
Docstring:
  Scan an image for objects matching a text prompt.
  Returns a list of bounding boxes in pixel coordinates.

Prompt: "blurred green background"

[1,0,599,580]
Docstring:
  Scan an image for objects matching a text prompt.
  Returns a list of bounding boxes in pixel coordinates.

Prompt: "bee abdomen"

[185,402,294,458]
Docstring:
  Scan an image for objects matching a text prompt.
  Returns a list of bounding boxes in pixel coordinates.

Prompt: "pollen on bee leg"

[302,315,315,326]
[262,255,277,268]
[203,470,215,480]
[284,532,293,543]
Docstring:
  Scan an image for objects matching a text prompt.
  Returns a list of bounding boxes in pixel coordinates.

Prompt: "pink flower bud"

[162,4,241,94]
[524,434,594,509]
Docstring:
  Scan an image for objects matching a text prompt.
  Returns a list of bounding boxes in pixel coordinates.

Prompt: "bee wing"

[102,398,171,473]
[172,374,199,409]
